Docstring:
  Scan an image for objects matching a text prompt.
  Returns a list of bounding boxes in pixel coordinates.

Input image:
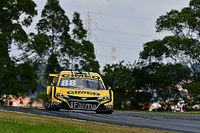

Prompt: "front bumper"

[52,100,113,112]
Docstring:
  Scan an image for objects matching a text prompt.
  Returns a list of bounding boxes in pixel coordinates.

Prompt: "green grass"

[0,119,84,133]
[0,110,174,133]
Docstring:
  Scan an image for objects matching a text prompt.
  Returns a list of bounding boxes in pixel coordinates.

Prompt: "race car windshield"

[59,78,105,90]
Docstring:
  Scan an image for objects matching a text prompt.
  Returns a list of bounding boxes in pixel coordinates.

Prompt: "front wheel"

[52,105,60,111]
[45,99,60,111]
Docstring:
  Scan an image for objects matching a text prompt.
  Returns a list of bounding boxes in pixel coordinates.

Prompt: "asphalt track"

[0,106,200,133]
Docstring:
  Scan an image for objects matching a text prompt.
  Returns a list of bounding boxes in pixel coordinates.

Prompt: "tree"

[80,40,100,72]
[185,82,200,101]
[102,62,135,109]
[139,0,200,101]
[36,0,70,74]
[46,53,61,74]
[71,12,100,72]
[0,0,37,95]
[140,36,200,69]
[60,12,100,72]
[0,0,37,62]
[36,0,70,49]
[140,0,200,67]
[72,12,87,41]
[16,61,37,94]
[35,1,100,73]
[27,33,51,61]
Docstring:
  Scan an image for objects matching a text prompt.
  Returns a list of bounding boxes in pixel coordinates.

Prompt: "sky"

[29,0,189,69]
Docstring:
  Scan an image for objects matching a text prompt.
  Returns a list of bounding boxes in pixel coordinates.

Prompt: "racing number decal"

[60,79,76,87]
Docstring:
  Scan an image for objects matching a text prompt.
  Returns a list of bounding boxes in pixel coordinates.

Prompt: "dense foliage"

[139,0,200,102]
[1,0,200,109]
[102,0,200,109]
[0,0,37,95]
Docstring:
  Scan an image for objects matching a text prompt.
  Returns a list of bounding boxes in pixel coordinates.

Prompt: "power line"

[94,27,154,38]
[96,40,141,48]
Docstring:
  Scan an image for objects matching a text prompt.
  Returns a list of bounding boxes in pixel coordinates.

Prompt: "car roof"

[59,71,100,77]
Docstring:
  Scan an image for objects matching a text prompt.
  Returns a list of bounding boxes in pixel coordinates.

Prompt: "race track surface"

[0,106,200,133]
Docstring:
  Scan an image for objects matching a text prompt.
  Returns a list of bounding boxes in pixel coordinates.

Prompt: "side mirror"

[106,86,112,90]
[50,82,55,86]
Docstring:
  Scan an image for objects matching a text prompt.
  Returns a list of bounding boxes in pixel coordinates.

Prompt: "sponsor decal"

[62,73,100,80]
[67,91,100,96]
[69,102,97,110]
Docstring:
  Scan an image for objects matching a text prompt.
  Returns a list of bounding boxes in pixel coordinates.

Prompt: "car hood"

[55,87,110,98]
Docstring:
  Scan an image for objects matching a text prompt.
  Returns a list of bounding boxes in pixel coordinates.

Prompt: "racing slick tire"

[45,103,60,111]
[52,105,60,111]
[45,98,60,111]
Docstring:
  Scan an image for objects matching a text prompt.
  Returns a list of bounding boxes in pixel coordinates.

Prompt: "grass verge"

[0,110,174,133]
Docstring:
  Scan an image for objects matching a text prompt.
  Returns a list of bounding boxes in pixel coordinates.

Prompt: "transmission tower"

[112,46,116,64]
[85,12,93,41]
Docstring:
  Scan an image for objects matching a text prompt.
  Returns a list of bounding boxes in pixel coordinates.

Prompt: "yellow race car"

[45,71,113,114]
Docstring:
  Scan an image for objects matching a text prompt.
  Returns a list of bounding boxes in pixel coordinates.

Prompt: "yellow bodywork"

[46,71,113,112]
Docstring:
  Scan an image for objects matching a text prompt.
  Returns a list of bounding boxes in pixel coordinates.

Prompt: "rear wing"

[49,74,58,84]
[49,74,58,77]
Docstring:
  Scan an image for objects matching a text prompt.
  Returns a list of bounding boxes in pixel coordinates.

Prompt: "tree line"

[1,0,200,110]
[0,0,99,96]
[103,0,200,109]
